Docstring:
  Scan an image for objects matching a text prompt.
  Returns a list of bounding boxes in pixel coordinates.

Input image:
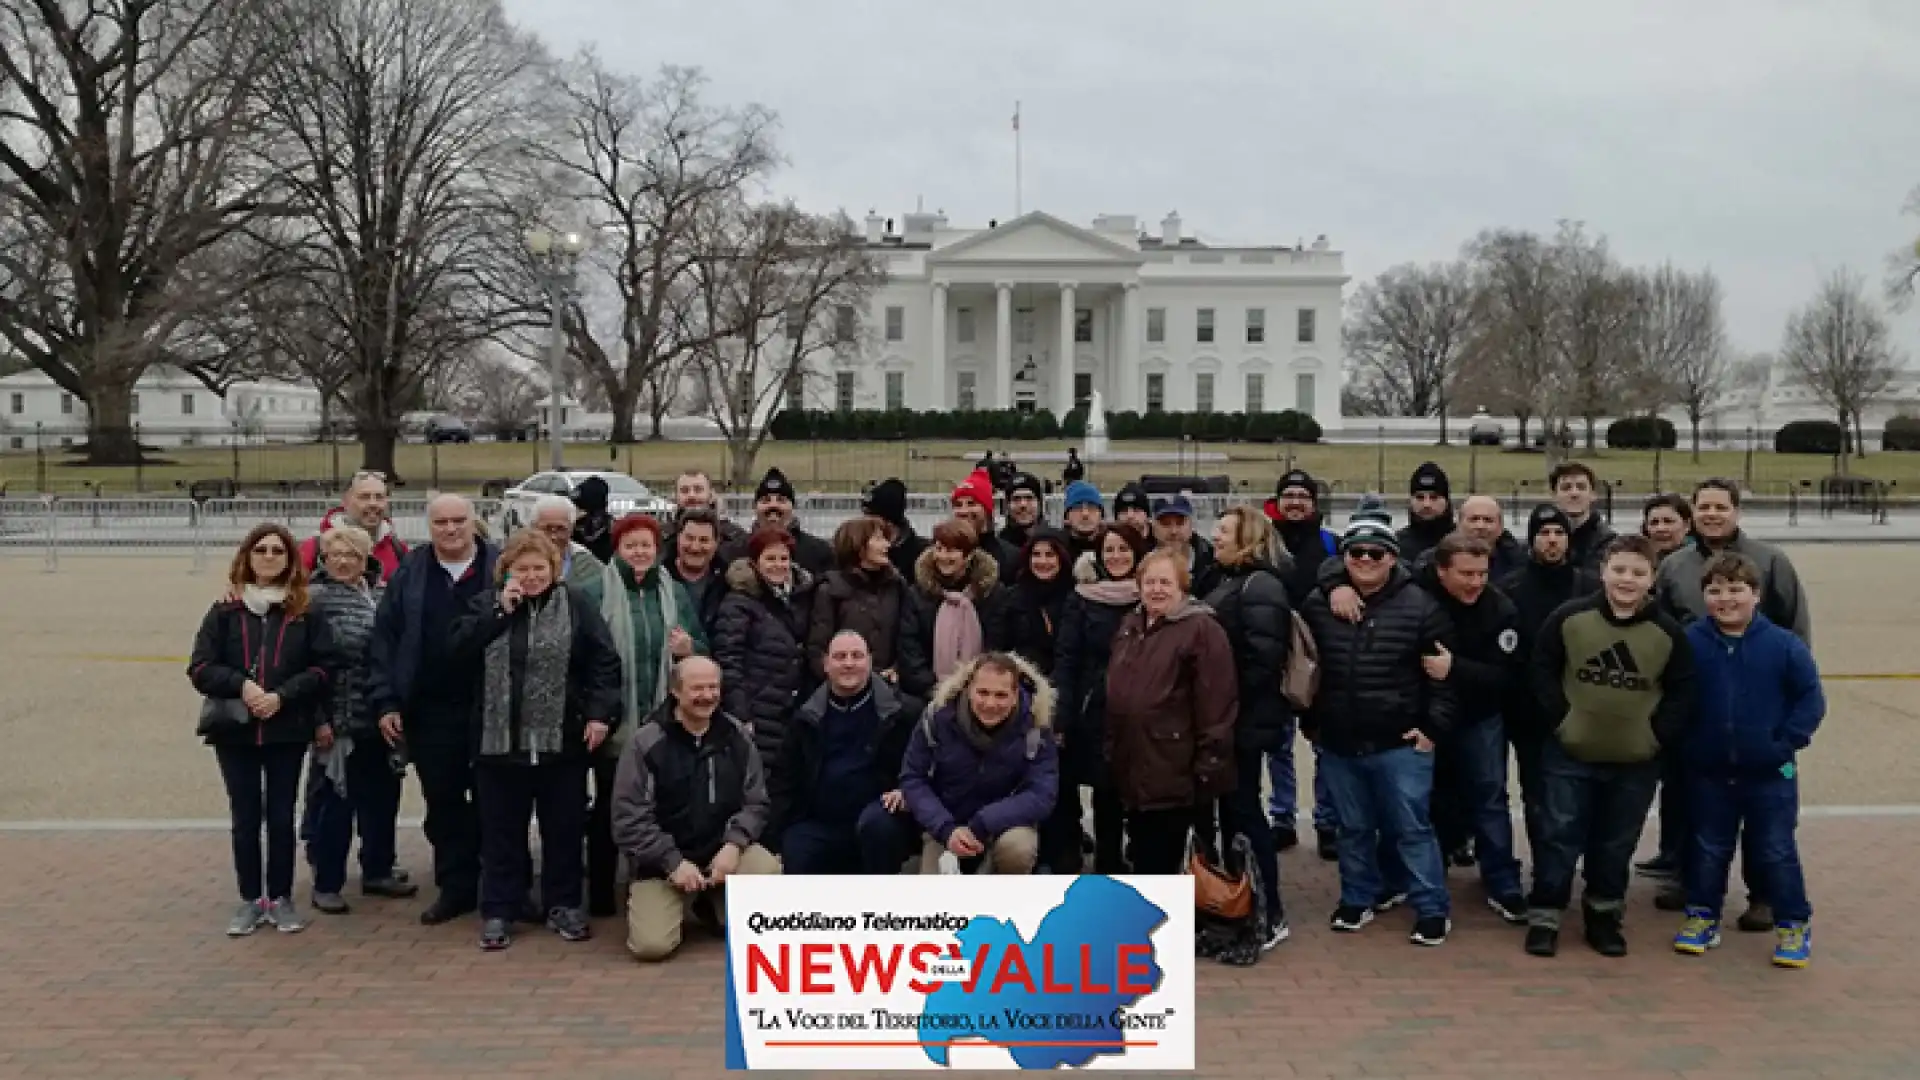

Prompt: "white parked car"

[500,470,672,531]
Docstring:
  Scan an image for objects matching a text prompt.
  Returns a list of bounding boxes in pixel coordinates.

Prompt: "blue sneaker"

[1672,908,1721,955]
[1772,922,1811,968]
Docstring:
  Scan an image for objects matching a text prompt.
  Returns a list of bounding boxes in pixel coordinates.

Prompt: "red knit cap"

[952,469,995,510]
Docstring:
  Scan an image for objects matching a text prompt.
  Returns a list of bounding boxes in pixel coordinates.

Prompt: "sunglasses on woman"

[1344,546,1389,562]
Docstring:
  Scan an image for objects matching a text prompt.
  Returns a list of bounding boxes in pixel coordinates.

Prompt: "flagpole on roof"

[1012,101,1022,218]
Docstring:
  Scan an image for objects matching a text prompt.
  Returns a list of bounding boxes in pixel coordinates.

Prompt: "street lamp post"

[524,227,587,471]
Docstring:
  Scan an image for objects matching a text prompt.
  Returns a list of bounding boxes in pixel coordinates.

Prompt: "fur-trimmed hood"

[1072,549,1102,583]
[913,545,999,600]
[723,556,813,598]
[925,651,1054,732]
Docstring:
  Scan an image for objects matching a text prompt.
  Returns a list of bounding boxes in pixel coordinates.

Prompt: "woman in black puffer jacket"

[1198,505,1294,944]
[1050,522,1151,874]
[712,527,818,769]
[807,517,923,689]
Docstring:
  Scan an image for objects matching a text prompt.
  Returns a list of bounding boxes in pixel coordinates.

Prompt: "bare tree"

[1548,222,1641,449]
[254,0,547,475]
[1781,269,1902,459]
[638,352,691,440]
[683,201,883,485]
[1462,228,1561,448]
[537,59,778,443]
[1344,261,1477,442]
[458,351,540,437]
[0,0,287,462]
[1634,263,1727,459]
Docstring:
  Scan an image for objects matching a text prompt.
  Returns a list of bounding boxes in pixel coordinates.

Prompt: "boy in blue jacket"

[1673,553,1824,968]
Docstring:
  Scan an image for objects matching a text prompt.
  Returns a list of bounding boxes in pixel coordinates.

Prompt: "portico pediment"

[927,211,1145,267]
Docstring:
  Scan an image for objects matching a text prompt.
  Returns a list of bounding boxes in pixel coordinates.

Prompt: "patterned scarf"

[480,587,572,758]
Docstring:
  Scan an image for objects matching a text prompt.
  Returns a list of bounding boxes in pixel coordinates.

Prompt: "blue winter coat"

[898,654,1059,845]
[1684,614,1824,778]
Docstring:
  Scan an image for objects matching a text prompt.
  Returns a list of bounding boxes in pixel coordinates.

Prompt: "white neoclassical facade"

[818,209,1348,429]
[0,365,325,450]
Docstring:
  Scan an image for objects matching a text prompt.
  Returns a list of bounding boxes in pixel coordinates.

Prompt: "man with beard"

[744,467,833,579]
[298,470,408,579]
[861,477,927,580]
[1263,469,1340,607]
[951,469,1018,576]
[999,472,1046,554]
[1550,462,1617,572]
[1260,468,1340,856]
[1396,462,1456,565]
[1498,505,1599,856]
[666,508,728,632]
[1113,481,1152,535]
[1060,480,1105,566]
[668,470,747,556]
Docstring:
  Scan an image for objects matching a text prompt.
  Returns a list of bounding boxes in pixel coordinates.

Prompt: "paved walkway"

[1,820,1913,1080]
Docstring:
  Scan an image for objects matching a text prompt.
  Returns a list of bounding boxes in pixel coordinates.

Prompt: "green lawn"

[1,436,1912,499]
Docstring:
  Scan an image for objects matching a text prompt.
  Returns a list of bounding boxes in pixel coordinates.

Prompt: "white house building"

[0,365,326,450]
[812,208,1348,428]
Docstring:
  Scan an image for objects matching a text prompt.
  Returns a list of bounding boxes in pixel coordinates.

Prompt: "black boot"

[1524,924,1559,957]
[1315,827,1338,862]
[1583,905,1627,958]
[419,893,477,926]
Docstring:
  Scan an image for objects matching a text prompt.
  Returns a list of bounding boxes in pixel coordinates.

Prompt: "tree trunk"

[1689,414,1702,463]
[1515,414,1532,448]
[358,416,400,482]
[1583,415,1598,450]
[728,437,759,487]
[82,378,143,465]
[609,385,639,444]
[1854,413,1868,459]
[1436,400,1450,446]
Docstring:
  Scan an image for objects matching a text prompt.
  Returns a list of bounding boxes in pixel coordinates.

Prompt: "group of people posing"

[188,456,1821,969]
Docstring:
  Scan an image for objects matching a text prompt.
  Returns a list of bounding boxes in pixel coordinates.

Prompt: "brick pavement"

[0,821,1915,1080]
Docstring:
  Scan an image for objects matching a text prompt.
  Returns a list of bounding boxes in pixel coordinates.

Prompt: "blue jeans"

[1265,725,1336,828]
[1451,714,1523,898]
[1319,747,1449,919]
[781,800,921,875]
[1683,771,1810,923]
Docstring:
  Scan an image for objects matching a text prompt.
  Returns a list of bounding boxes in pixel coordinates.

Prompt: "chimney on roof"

[1312,234,1330,251]
[1161,211,1181,247]
[864,211,884,244]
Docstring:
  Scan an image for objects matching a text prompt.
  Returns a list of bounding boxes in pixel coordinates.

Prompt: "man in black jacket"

[1450,494,1526,582]
[366,494,497,925]
[666,508,728,631]
[738,467,833,578]
[1300,496,1458,947]
[862,477,928,580]
[999,471,1046,553]
[1498,505,1598,856]
[1551,462,1617,572]
[768,631,921,874]
[1259,468,1341,854]
[1396,462,1455,565]
[1417,533,1527,923]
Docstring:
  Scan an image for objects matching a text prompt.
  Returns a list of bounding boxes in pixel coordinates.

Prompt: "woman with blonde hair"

[304,523,415,915]
[449,529,623,950]
[189,523,334,937]
[1197,505,1295,949]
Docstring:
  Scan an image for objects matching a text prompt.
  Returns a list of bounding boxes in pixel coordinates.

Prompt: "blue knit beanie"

[1064,480,1104,513]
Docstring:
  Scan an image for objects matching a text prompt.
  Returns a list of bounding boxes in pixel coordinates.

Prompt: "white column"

[994,280,1014,409]
[927,281,948,409]
[1056,281,1077,416]
[1120,281,1141,412]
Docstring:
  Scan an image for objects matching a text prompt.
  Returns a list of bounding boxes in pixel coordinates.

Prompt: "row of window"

[827,370,1316,417]
[860,305,1320,346]
[5,391,316,417]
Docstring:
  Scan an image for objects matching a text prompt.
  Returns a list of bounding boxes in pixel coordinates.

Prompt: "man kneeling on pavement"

[766,630,924,874]
[899,652,1059,875]
[611,656,778,962]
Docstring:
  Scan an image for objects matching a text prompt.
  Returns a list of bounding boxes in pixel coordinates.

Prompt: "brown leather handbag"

[1190,846,1253,921]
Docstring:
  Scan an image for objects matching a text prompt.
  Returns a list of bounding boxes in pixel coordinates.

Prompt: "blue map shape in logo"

[919,876,1168,1069]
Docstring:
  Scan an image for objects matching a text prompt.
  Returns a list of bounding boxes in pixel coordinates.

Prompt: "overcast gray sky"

[506,0,1920,357]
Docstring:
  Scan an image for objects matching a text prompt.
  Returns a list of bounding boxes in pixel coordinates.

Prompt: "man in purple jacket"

[898,652,1059,875]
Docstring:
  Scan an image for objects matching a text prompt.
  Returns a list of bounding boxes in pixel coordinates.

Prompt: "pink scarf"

[931,590,984,680]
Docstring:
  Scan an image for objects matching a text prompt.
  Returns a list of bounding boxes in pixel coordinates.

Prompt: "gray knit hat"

[1341,493,1400,555]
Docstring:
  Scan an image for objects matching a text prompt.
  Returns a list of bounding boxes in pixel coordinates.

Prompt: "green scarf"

[600,558,679,753]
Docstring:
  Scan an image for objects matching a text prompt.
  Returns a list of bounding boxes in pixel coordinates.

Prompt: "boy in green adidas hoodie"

[1524,534,1695,959]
